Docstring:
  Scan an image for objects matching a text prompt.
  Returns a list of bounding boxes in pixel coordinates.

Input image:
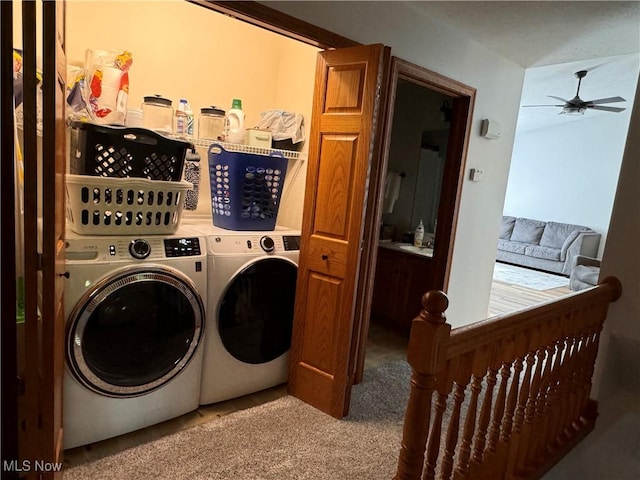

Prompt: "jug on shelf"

[225,98,245,144]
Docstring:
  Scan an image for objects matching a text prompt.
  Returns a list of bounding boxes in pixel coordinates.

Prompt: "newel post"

[394,290,451,480]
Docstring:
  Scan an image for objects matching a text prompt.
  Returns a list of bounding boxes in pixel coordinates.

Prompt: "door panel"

[314,136,357,236]
[301,273,343,372]
[289,44,387,418]
[325,66,365,111]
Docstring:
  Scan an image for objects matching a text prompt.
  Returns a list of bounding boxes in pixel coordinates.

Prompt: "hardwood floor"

[488,279,572,317]
[63,265,572,471]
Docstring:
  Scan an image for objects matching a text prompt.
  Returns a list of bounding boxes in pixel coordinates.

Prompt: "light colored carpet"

[63,361,412,480]
[493,262,569,290]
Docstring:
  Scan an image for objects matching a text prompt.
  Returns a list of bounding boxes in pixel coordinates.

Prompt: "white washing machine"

[186,222,300,405]
[63,228,206,449]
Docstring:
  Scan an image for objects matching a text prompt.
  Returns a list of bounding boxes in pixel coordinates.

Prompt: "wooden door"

[288,44,388,418]
[40,0,67,471]
[11,1,67,478]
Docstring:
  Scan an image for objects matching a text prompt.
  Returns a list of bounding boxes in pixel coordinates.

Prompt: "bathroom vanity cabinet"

[371,244,435,334]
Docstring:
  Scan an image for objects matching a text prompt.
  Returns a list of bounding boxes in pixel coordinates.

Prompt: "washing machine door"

[66,266,204,397]
[219,257,297,364]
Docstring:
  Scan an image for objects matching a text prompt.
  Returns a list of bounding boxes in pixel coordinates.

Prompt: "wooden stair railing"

[394,276,622,480]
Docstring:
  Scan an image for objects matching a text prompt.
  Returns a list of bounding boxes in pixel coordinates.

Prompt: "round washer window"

[219,258,297,364]
[66,267,204,397]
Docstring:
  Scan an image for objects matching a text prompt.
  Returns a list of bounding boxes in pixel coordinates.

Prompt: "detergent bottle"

[225,98,245,144]
[414,219,424,247]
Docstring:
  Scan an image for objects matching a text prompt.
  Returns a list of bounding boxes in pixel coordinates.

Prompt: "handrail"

[447,276,621,359]
[394,276,622,480]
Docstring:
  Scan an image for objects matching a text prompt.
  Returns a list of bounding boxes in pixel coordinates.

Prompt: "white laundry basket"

[65,174,192,235]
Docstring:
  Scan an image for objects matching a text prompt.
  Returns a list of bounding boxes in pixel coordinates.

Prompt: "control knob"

[129,239,151,259]
[260,236,275,253]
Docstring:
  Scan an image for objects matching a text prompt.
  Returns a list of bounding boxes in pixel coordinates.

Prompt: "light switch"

[470,168,483,182]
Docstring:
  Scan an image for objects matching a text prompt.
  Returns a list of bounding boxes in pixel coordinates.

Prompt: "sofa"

[497,216,601,276]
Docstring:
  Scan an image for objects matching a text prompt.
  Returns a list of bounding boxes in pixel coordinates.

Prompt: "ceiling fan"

[523,70,626,115]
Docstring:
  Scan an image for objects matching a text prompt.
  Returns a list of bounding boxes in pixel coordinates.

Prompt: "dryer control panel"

[282,235,301,251]
[208,233,301,254]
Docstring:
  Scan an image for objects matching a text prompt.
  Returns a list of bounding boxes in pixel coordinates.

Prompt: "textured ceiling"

[408,1,640,68]
[407,1,640,131]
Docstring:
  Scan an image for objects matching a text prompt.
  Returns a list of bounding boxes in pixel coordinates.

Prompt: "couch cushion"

[525,245,561,261]
[540,221,589,249]
[498,239,527,254]
[499,216,516,240]
[510,218,546,244]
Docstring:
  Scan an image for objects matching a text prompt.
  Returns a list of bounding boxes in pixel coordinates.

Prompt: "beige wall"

[65,0,318,229]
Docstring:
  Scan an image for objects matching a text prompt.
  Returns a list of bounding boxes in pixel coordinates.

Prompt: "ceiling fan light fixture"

[562,107,586,115]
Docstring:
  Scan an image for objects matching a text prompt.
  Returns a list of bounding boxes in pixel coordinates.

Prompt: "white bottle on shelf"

[174,98,188,136]
[414,219,424,247]
[225,98,245,144]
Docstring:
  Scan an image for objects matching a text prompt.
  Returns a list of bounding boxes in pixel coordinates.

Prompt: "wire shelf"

[186,138,304,161]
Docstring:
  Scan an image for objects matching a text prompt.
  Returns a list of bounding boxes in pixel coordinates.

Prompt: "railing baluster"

[526,346,548,467]
[488,362,510,452]
[455,374,482,477]
[424,391,448,479]
[534,343,557,461]
[561,335,579,440]
[501,358,522,443]
[441,382,465,480]
[472,368,496,463]
[513,351,534,474]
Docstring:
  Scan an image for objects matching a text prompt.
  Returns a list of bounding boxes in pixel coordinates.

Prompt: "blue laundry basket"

[208,144,288,231]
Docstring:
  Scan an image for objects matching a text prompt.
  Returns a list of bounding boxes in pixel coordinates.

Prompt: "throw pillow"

[540,221,587,248]
[510,218,546,244]
[499,216,516,240]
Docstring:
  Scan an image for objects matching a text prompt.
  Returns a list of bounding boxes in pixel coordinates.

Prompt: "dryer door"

[219,257,297,364]
[66,266,204,397]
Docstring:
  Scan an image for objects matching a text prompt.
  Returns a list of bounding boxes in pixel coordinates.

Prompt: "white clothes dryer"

[188,223,300,405]
[63,229,206,449]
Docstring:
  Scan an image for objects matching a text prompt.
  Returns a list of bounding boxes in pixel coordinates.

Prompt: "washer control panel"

[164,237,202,257]
[65,235,204,262]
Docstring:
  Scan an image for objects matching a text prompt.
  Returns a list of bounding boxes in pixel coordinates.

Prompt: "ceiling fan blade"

[587,96,626,105]
[589,105,626,113]
[522,104,564,108]
[548,95,569,103]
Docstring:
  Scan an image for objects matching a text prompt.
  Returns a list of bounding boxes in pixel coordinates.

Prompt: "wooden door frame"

[388,58,475,291]
[187,1,359,49]
[353,58,475,381]
[1,1,19,474]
